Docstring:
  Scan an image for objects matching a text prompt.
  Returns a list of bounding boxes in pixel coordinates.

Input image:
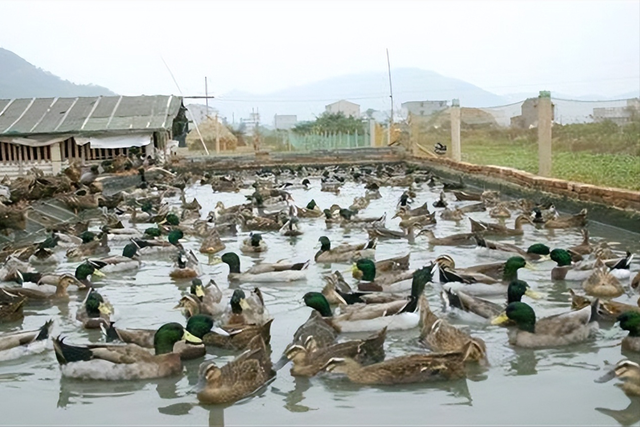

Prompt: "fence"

[286,130,370,151]
[408,93,640,191]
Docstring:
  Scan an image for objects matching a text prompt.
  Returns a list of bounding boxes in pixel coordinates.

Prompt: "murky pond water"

[1,175,639,426]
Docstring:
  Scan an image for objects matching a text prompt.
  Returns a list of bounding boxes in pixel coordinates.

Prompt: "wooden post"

[450,99,461,161]
[215,113,220,154]
[538,91,552,177]
[409,114,418,157]
[369,119,376,147]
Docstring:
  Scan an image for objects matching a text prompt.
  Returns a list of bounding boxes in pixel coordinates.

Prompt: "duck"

[433,191,448,208]
[569,229,592,257]
[169,249,201,279]
[285,327,386,377]
[279,217,303,237]
[418,295,487,363]
[296,199,323,218]
[5,273,87,300]
[469,214,533,236]
[241,233,268,253]
[351,258,415,292]
[398,212,436,229]
[441,256,532,297]
[439,207,465,221]
[453,190,482,201]
[66,231,110,260]
[101,319,208,360]
[199,229,225,254]
[0,289,26,323]
[320,340,480,385]
[196,335,275,405]
[489,203,512,219]
[60,191,104,214]
[602,251,634,280]
[366,225,412,240]
[220,288,270,326]
[595,360,640,397]
[441,279,542,322]
[491,300,599,348]
[435,254,518,282]
[417,229,475,246]
[474,236,551,261]
[303,265,432,333]
[395,202,430,218]
[616,312,640,353]
[190,278,226,318]
[543,208,588,229]
[0,319,53,362]
[220,252,309,282]
[131,229,184,256]
[315,236,376,263]
[76,288,113,329]
[349,196,370,212]
[198,313,273,351]
[86,243,141,274]
[582,263,625,299]
[568,289,640,322]
[52,322,203,380]
[632,271,640,293]
[550,248,597,281]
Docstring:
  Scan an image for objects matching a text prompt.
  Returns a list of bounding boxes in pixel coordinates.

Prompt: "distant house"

[510,97,555,129]
[0,95,188,177]
[593,98,640,125]
[401,100,448,117]
[274,114,297,130]
[325,100,360,118]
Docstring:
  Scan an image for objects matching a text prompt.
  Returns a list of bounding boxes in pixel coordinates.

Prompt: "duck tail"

[52,336,93,365]
[366,238,378,250]
[100,322,120,342]
[35,319,54,341]
[440,288,462,311]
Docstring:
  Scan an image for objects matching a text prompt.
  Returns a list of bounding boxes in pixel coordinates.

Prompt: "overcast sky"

[1,0,638,100]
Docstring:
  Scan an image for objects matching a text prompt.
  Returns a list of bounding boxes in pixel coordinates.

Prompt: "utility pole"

[386,48,394,146]
[205,76,209,115]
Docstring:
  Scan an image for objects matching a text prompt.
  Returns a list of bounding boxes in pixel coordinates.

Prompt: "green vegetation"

[419,119,640,191]
[293,112,365,134]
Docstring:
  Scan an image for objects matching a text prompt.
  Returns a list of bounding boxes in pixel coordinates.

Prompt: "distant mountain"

[0,48,115,99]
[212,68,508,124]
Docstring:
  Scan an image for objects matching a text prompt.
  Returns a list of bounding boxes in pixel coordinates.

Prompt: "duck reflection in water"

[596,398,640,426]
[508,349,539,376]
[271,376,315,413]
[57,377,145,408]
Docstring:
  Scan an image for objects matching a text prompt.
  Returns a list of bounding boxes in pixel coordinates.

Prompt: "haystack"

[186,117,238,151]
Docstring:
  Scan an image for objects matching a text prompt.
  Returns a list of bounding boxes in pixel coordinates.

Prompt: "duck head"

[153,322,202,355]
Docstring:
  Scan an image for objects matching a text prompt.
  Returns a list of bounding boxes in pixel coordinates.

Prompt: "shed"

[0,95,188,177]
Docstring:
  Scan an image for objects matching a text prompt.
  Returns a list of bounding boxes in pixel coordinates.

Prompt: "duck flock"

[0,161,639,417]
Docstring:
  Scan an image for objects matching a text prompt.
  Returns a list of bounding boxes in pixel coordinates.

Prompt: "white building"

[274,114,297,130]
[401,100,448,117]
[325,100,360,118]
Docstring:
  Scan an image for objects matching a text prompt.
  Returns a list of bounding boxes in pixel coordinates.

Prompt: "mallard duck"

[582,263,625,299]
[66,232,110,259]
[199,229,225,254]
[349,196,370,212]
[5,273,87,300]
[550,249,596,281]
[569,229,592,256]
[433,191,448,208]
[435,254,519,282]
[441,279,542,321]
[279,217,303,237]
[315,236,376,263]
[569,289,640,321]
[53,322,203,380]
[595,360,640,397]
[321,340,480,385]
[441,256,531,297]
[419,295,487,363]
[395,202,430,218]
[101,320,207,360]
[131,229,184,256]
[0,289,26,322]
[453,190,482,201]
[76,288,113,329]
[220,252,308,282]
[220,288,270,326]
[398,213,436,229]
[296,200,323,218]
[439,208,465,221]
[491,300,599,348]
[60,191,104,214]
[616,312,640,353]
[0,319,53,361]
[192,278,225,317]
[469,214,533,236]
[543,208,588,229]
[303,266,432,332]
[169,249,201,279]
[351,258,415,292]
[196,335,275,405]
[459,202,486,214]
[602,251,635,280]
[417,229,475,246]
[240,233,268,253]
[200,315,273,351]
[474,236,550,261]
[489,203,511,219]
[285,327,386,377]
[86,243,141,274]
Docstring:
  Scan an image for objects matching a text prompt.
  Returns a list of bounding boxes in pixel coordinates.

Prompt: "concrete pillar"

[450,99,461,162]
[51,141,62,175]
[369,119,376,147]
[537,91,552,177]
[409,114,418,157]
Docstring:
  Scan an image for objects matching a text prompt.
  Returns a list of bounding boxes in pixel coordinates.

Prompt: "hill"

[212,68,508,124]
[0,48,115,99]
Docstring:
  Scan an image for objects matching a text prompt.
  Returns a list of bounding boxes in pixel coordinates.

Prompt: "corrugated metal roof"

[0,95,183,136]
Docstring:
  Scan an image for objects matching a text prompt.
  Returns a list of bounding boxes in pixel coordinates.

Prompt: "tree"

[292,112,365,134]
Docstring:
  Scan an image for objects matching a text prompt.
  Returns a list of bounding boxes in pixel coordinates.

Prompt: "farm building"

[0,95,188,177]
